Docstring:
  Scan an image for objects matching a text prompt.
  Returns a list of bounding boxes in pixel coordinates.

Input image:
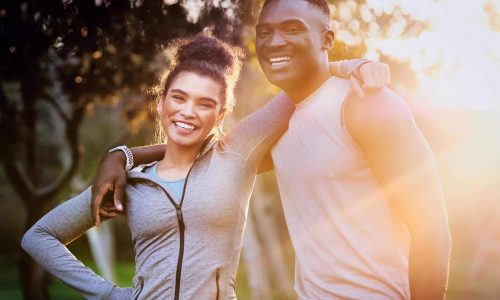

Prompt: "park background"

[1,0,500,299]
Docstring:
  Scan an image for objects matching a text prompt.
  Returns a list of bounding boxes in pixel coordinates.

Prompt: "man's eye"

[286,27,300,33]
[257,30,271,37]
[173,95,185,102]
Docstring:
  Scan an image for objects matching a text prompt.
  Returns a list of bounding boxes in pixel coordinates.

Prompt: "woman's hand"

[351,61,390,98]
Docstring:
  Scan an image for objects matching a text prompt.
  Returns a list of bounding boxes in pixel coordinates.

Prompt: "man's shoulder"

[343,87,416,146]
[346,87,412,125]
[303,76,351,108]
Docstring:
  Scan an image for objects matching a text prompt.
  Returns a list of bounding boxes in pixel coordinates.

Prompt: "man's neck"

[285,64,331,105]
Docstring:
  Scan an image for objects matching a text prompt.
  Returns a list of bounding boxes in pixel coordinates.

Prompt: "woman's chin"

[166,135,204,149]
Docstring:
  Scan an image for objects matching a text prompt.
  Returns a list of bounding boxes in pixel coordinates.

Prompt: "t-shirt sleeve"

[221,92,295,163]
[21,187,129,299]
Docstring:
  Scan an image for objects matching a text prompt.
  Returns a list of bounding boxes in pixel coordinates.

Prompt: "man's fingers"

[350,75,365,98]
[92,184,112,226]
[113,182,124,211]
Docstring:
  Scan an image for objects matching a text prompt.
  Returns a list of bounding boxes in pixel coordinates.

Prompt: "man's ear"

[323,29,335,51]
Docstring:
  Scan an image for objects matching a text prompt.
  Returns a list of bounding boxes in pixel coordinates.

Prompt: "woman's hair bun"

[174,35,242,74]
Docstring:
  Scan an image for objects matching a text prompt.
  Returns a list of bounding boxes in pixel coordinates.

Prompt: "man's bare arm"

[92,144,166,225]
[344,89,451,300]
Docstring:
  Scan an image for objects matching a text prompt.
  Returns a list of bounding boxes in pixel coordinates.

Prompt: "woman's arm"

[91,60,392,216]
[21,187,131,299]
[222,93,295,165]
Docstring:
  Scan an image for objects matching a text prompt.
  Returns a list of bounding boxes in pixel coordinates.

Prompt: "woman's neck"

[157,143,201,180]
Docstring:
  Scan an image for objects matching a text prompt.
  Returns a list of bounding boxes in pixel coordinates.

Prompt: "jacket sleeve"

[330,59,370,78]
[221,92,295,164]
[21,187,132,300]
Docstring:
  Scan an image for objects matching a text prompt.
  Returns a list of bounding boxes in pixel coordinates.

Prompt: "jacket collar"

[129,134,218,174]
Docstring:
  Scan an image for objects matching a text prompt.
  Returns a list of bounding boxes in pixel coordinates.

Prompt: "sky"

[334,0,500,110]
[179,0,500,109]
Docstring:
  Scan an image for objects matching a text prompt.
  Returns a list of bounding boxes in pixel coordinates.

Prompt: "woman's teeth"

[174,121,196,131]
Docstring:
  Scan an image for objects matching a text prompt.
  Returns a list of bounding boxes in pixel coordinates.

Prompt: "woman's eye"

[173,95,185,102]
[199,102,214,108]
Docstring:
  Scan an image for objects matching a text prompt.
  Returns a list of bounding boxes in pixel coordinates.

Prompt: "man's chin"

[266,74,297,91]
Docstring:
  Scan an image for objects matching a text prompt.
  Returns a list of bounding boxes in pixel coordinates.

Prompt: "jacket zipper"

[134,276,144,300]
[173,162,196,300]
[135,161,196,300]
[215,267,221,300]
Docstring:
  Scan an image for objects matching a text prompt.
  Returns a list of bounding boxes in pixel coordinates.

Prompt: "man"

[254,1,450,299]
[93,1,451,299]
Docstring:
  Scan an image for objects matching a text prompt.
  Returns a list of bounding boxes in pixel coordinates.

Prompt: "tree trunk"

[9,83,86,299]
[86,222,117,282]
[252,180,294,299]
[242,205,272,300]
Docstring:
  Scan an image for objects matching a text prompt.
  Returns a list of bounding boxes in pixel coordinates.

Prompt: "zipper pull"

[215,268,221,300]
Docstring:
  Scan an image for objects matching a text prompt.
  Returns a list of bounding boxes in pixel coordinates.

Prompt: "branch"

[3,161,37,203]
[37,103,86,201]
[45,97,70,123]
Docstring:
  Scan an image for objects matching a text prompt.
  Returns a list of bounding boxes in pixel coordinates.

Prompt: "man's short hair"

[262,0,330,17]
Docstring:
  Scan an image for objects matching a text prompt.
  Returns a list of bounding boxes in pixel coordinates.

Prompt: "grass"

[3,252,500,299]
[0,256,254,299]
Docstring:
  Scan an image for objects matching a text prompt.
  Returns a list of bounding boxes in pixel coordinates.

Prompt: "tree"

[0,0,241,298]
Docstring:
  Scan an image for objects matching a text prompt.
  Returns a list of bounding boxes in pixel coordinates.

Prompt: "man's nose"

[269,32,287,48]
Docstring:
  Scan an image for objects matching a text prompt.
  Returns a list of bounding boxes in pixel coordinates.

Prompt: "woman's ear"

[157,96,165,114]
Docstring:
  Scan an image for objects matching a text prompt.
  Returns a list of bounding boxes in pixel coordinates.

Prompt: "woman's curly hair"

[152,34,245,143]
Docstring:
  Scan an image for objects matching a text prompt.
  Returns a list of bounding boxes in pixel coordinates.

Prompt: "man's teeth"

[270,56,291,65]
[175,121,196,131]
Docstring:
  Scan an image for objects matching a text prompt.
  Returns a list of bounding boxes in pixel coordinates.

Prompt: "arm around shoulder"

[223,93,294,161]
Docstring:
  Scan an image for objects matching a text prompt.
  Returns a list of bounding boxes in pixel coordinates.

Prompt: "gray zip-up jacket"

[21,94,294,300]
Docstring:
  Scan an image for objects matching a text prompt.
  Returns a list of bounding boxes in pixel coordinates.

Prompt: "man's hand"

[350,61,390,98]
[91,152,127,225]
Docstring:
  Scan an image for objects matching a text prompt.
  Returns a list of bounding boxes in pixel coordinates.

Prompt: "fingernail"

[117,203,123,210]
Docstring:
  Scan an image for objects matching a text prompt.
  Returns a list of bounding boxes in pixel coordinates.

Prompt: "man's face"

[255,0,330,91]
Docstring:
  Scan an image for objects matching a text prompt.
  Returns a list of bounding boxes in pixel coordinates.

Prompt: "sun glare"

[335,0,500,110]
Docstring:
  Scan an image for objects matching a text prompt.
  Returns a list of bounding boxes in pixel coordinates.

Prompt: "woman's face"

[158,71,224,150]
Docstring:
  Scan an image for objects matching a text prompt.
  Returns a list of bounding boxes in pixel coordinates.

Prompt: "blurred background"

[1,0,499,299]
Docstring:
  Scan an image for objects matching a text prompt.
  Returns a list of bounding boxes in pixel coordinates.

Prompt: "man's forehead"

[257,0,328,26]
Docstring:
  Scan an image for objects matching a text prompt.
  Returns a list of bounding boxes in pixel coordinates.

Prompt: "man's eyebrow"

[281,19,307,26]
[257,18,307,27]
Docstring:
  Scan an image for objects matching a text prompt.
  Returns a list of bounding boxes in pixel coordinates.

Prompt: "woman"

[22,35,387,299]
